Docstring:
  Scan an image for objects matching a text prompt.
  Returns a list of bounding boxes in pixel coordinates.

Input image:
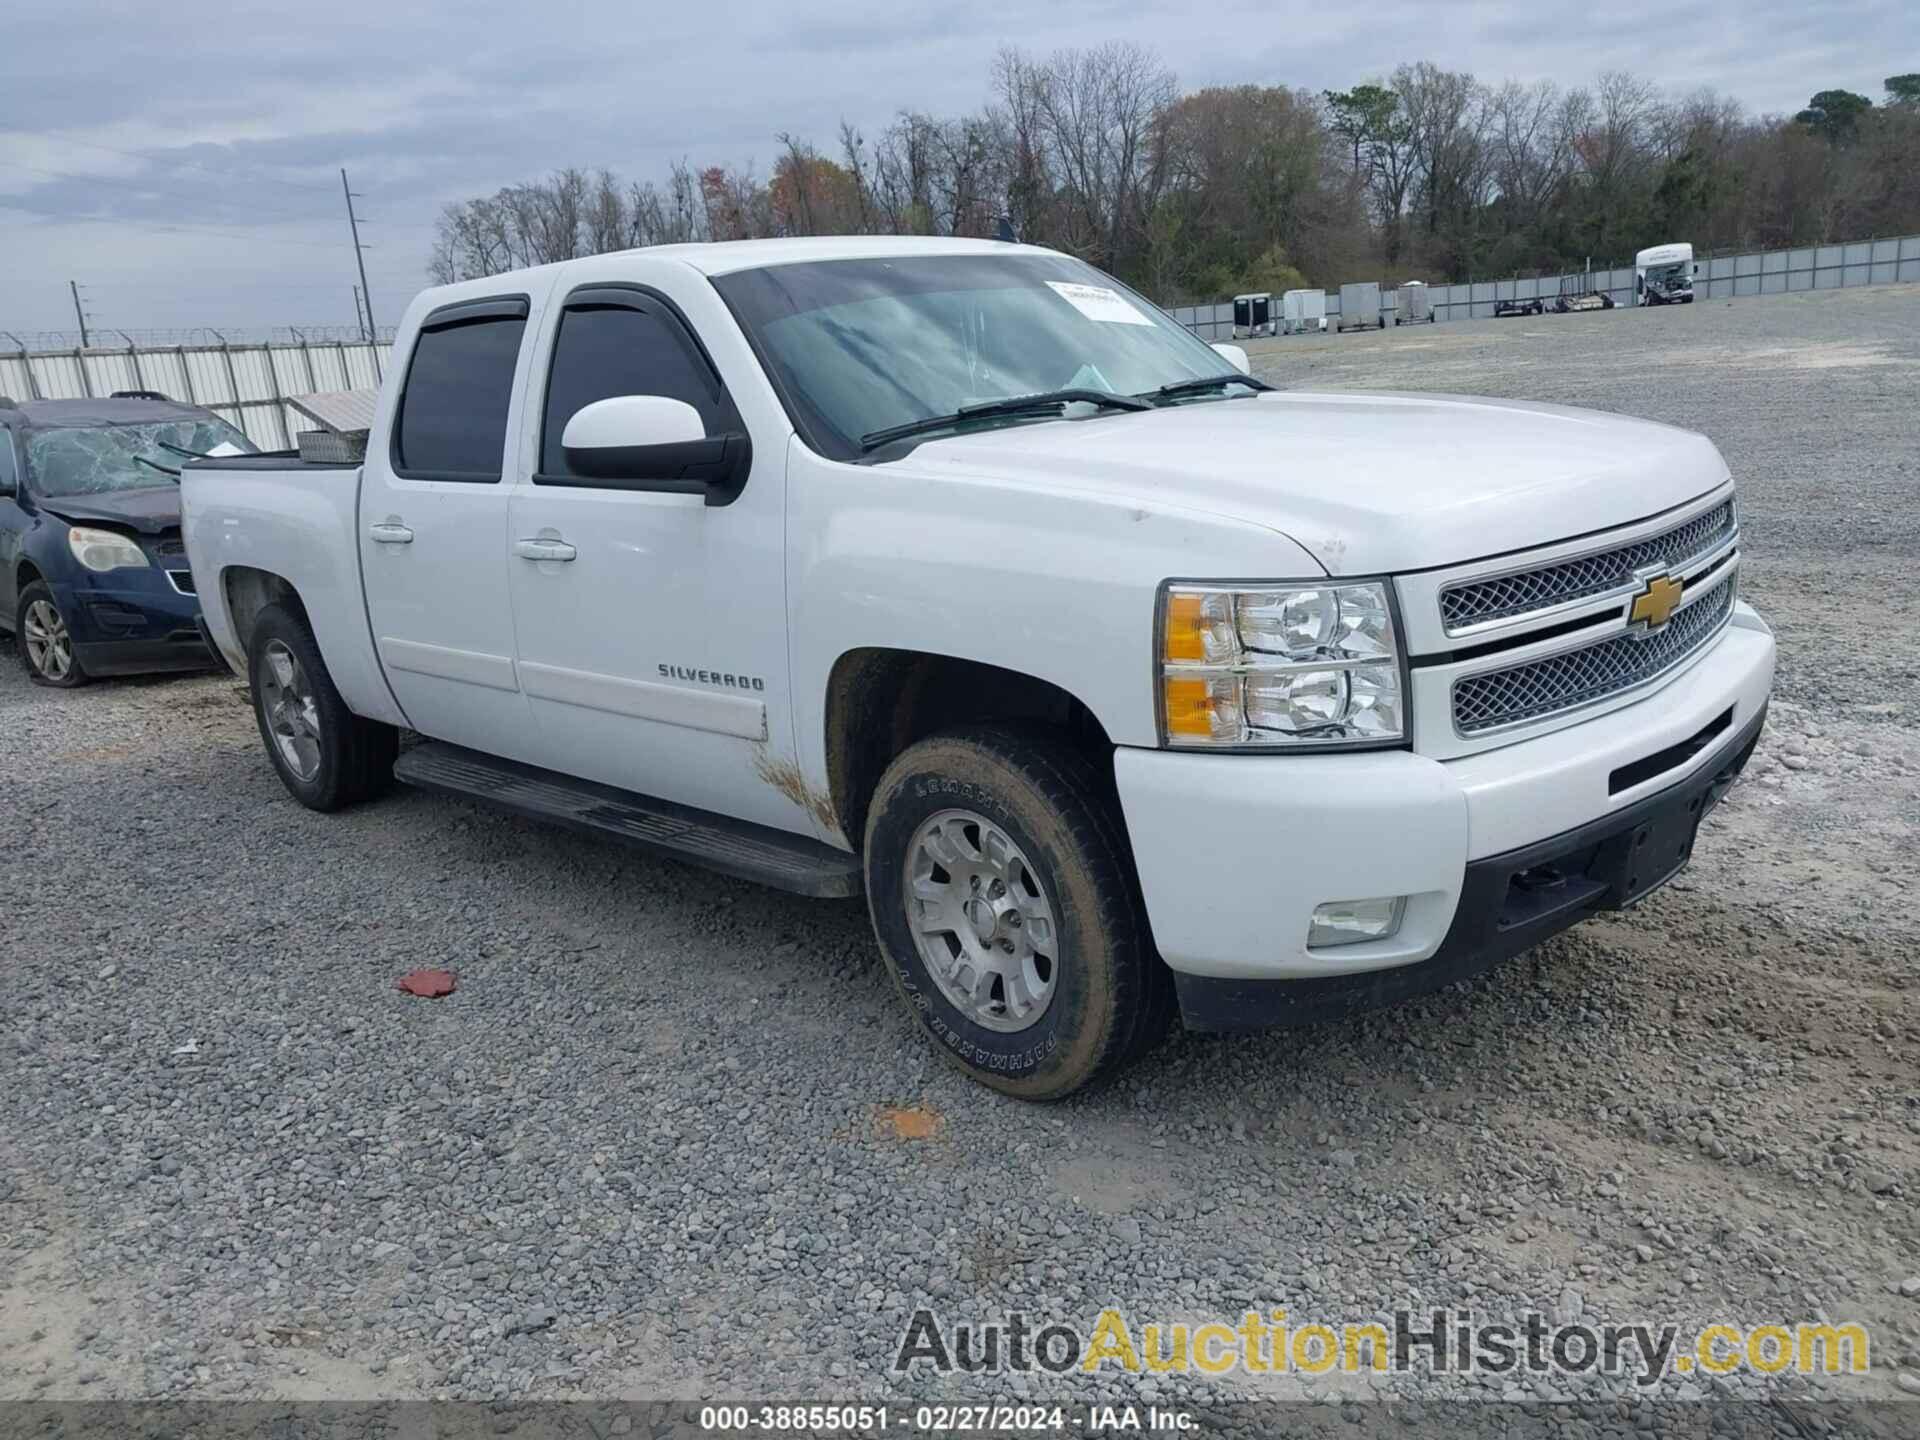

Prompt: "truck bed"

[179,456,407,728]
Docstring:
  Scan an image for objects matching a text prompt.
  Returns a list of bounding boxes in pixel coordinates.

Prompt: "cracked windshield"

[27,420,253,497]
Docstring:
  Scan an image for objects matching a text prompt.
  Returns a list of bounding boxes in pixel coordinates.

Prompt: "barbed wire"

[0,325,399,352]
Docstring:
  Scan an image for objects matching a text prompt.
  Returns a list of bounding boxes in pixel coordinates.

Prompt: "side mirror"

[1210,342,1251,376]
[559,395,752,506]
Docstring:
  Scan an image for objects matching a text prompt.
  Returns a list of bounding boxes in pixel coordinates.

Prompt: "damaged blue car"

[0,395,257,686]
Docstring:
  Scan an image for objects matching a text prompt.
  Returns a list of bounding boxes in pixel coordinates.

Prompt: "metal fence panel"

[1156,234,1912,336]
[1,337,394,450]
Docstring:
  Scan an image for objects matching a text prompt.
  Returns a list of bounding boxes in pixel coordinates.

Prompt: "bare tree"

[422,46,1920,302]
[1022,42,1178,270]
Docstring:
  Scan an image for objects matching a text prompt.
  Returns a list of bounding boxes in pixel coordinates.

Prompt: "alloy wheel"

[22,600,72,682]
[905,808,1060,1032]
[259,639,323,781]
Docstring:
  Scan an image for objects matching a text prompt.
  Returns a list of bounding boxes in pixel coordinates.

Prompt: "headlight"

[1158,581,1405,748]
[68,526,151,572]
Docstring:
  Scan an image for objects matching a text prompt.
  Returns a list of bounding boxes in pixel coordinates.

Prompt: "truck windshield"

[28,419,254,497]
[713,254,1237,461]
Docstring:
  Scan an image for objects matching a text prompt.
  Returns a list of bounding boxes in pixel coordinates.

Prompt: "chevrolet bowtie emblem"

[1628,574,1683,631]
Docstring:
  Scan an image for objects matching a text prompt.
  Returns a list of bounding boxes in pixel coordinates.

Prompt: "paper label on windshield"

[1046,281,1153,326]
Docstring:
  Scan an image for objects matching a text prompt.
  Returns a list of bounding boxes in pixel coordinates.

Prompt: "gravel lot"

[3,284,1918,1424]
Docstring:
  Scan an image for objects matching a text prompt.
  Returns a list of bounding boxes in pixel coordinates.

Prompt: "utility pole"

[341,168,375,341]
[353,285,368,337]
[69,280,92,348]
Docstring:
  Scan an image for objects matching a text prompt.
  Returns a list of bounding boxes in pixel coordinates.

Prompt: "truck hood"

[899,391,1730,575]
[36,485,182,536]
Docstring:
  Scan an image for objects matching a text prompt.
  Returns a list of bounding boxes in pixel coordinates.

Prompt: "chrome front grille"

[1440,500,1735,633]
[1452,574,1735,735]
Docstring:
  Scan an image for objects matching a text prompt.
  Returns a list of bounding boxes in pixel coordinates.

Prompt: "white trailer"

[1280,289,1327,334]
[1336,281,1384,332]
[1231,293,1274,338]
[1635,243,1696,305]
[1394,281,1435,325]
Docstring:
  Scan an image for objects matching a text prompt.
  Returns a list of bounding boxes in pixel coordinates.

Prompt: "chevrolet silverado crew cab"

[181,237,1773,1099]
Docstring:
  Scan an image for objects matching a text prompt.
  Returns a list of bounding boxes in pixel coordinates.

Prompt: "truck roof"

[1635,243,1693,265]
[424,236,1059,299]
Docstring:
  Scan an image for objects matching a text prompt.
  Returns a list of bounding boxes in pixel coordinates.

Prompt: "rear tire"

[18,582,88,688]
[864,725,1172,1101]
[247,603,397,811]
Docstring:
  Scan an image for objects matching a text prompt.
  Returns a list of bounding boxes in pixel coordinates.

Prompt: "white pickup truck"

[182,237,1773,1099]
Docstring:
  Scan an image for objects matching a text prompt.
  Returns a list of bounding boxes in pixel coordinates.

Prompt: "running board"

[393,742,862,898]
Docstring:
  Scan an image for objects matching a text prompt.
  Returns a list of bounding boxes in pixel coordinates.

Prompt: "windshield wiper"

[860,388,1152,453]
[133,455,182,481]
[1148,373,1273,402]
[157,440,212,461]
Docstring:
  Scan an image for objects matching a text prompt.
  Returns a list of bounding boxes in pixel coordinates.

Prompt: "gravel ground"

[3,284,1918,1426]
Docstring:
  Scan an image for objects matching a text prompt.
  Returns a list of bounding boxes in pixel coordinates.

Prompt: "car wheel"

[247,602,397,811]
[864,725,1173,1100]
[17,582,88,688]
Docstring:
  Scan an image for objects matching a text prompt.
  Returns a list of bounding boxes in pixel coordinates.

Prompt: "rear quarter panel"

[182,461,406,727]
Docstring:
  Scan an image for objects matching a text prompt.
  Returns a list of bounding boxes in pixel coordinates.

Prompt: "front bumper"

[1170,703,1761,1028]
[56,573,216,677]
[1114,603,1774,1023]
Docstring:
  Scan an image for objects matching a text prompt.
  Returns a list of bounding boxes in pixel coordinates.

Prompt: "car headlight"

[1158,581,1406,748]
[68,526,151,572]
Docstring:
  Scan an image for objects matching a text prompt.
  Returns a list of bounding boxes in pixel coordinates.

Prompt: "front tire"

[864,726,1171,1100]
[247,603,397,811]
[18,582,88,688]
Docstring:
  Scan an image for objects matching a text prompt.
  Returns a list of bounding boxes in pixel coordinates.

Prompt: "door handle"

[514,537,577,563]
[369,522,414,545]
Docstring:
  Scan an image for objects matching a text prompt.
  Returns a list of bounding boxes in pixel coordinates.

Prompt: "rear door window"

[393,300,528,480]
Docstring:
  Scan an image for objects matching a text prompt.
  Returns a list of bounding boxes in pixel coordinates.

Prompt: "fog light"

[1308,896,1406,948]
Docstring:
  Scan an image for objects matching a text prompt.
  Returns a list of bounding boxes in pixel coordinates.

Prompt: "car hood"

[36,485,182,536]
[896,391,1730,575]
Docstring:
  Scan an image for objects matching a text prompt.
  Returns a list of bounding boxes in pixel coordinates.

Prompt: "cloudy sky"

[2,0,1912,335]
